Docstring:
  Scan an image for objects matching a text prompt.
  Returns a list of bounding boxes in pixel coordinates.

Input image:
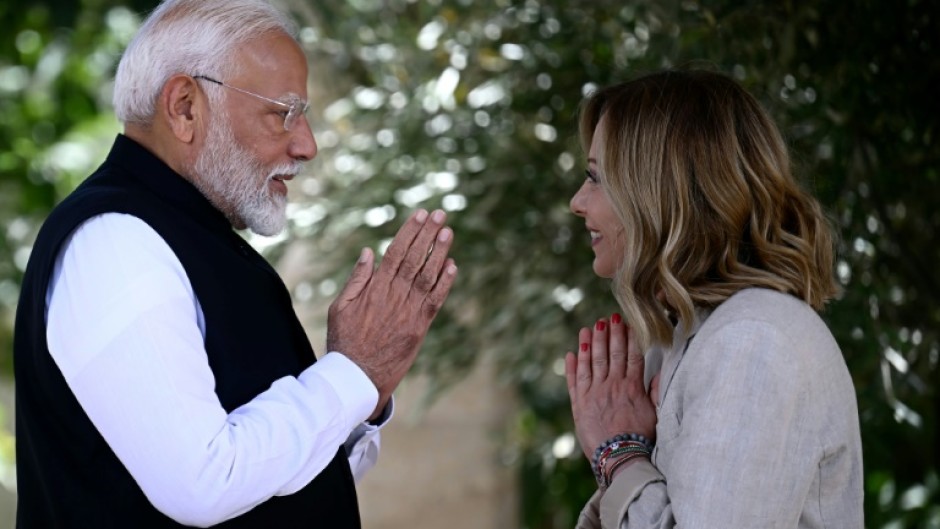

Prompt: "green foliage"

[0,0,155,369]
[1,0,936,526]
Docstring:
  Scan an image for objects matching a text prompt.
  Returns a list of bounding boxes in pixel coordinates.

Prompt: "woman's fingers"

[576,327,593,393]
[565,352,578,403]
[608,313,627,378]
[591,319,609,380]
[625,325,646,398]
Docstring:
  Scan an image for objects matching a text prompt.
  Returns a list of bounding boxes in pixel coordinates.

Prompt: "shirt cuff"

[299,352,378,431]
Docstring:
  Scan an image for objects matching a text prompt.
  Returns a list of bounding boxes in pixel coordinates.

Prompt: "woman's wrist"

[607,453,647,485]
[590,433,654,488]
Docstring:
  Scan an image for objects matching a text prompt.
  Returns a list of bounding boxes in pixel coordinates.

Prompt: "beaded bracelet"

[594,442,649,487]
[591,433,654,469]
[591,433,654,488]
[596,441,647,465]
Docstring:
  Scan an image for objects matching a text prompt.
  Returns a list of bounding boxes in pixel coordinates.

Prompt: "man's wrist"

[366,396,394,427]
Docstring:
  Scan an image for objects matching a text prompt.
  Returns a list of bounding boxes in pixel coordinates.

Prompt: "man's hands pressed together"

[328,209,457,419]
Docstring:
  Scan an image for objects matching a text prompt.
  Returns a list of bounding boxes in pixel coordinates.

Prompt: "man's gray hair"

[113,0,297,125]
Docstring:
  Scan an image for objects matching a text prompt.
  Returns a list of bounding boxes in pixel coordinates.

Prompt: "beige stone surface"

[357,361,517,529]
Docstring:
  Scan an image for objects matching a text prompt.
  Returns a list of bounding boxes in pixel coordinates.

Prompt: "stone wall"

[358,360,517,528]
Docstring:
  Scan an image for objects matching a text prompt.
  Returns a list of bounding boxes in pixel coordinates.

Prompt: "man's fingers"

[392,209,447,282]
[375,209,429,281]
[333,247,374,308]
[421,258,457,318]
[415,226,454,292]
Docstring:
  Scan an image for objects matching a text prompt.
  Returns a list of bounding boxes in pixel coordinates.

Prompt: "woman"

[565,69,863,528]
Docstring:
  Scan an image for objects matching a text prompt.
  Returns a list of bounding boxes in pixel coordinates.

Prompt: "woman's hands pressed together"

[565,314,659,461]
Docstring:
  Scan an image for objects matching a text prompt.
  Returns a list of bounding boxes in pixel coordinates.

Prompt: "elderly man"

[13,0,456,527]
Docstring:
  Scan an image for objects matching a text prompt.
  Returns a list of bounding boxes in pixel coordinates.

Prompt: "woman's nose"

[570,183,587,217]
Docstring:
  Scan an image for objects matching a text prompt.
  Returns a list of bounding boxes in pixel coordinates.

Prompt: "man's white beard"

[192,111,302,236]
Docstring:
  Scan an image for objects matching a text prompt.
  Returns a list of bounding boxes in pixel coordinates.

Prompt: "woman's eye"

[584,169,598,183]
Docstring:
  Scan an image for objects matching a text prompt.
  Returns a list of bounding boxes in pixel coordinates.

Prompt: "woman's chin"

[592,259,615,279]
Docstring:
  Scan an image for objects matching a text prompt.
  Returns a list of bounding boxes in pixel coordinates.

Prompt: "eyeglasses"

[193,75,309,132]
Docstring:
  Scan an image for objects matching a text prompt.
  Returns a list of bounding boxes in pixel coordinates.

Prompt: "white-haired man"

[13,0,457,527]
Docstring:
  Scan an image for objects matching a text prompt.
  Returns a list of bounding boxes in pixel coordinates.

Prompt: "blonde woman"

[566,69,863,528]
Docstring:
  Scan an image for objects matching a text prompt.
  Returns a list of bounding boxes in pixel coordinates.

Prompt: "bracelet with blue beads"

[590,433,655,487]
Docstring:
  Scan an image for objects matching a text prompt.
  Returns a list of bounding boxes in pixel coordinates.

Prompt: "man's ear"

[159,75,203,143]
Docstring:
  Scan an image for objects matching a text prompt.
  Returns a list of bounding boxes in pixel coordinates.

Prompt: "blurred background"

[0,0,937,527]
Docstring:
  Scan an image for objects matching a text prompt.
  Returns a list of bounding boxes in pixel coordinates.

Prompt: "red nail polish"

[612,313,622,324]
[596,320,606,331]
[580,343,589,352]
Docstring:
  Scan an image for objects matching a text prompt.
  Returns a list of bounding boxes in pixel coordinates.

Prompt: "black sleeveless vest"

[14,135,361,528]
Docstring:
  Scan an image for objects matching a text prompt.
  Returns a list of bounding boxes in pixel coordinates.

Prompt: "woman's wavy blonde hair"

[579,69,839,351]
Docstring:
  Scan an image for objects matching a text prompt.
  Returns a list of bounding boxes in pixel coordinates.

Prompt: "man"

[13,0,456,527]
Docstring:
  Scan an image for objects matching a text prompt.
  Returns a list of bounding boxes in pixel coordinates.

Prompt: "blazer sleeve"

[576,489,602,529]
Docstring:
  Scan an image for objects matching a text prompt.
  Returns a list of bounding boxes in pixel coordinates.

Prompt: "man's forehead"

[236,32,306,69]
[221,38,307,103]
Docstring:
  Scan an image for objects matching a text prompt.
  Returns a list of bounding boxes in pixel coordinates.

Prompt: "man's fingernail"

[359,248,370,263]
[437,227,452,242]
[446,263,458,275]
[415,209,429,223]
[431,209,445,223]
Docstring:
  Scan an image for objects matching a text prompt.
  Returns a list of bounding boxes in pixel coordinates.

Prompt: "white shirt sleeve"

[45,213,387,527]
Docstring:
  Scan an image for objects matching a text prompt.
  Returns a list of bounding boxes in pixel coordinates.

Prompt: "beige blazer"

[576,288,863,528]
